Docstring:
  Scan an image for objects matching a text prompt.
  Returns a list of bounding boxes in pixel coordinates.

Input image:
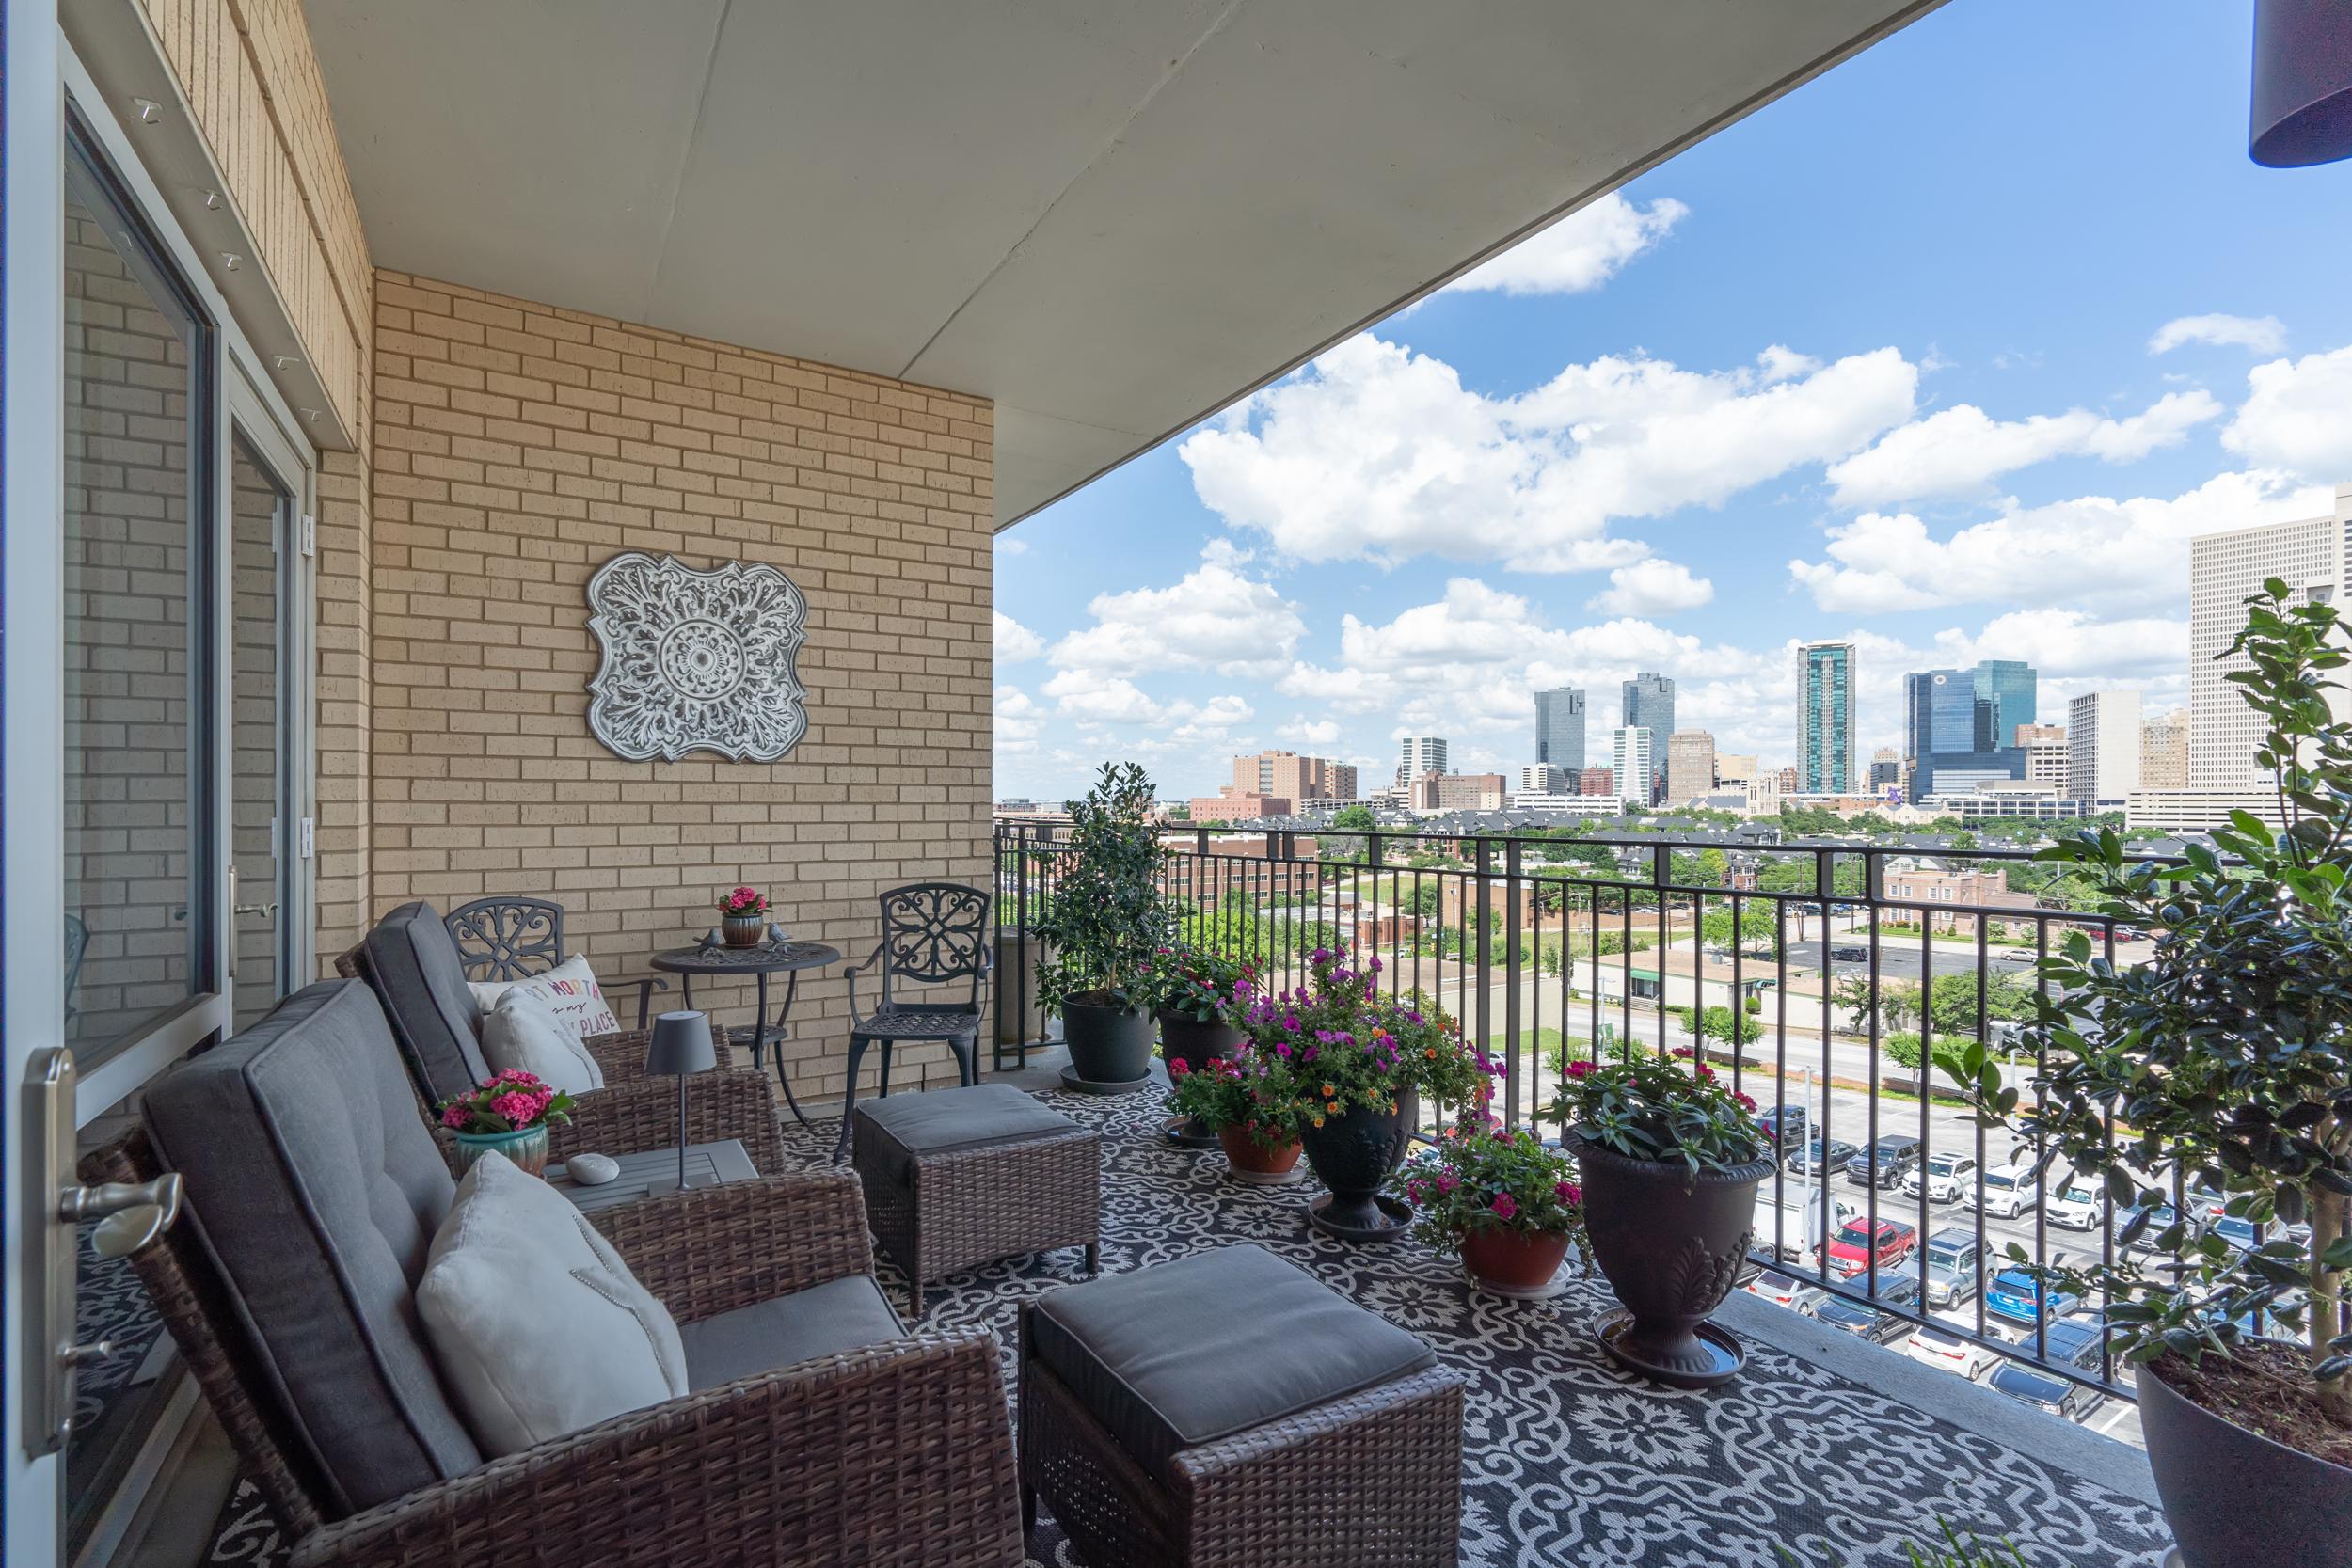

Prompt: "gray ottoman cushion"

[1029,1243,1436,1479]
[856,1083,1076,1183]
[681,1275,906,1389]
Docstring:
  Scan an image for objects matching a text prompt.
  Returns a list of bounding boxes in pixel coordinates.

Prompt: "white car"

[1902,1152,1979,1205]
[1975,1164,2042,1219]
[2046,1178,2104,1231]
[1901,1311,2008,1382]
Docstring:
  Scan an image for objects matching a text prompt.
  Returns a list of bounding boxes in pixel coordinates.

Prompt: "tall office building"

[1232,751,1355,801]
[2189,486,2352,792]
[1714,752,1758,786]
[2139,708,2189,792]
[1520,764,1574,795]
[1534,688,1586,770]
[1867,746,1901,790]
[2068,690,2143,800]
[1664,730,1716,806]
[1902,660,2034,798]
[1797,642,1857,794]
[1621,673,1675,798]
[2015,722,2069,787]
[1611,728,1656,810]
[1396,736,1448,784]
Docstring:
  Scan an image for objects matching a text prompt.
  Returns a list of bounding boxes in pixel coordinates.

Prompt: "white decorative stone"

[566,1152,620,1186]
[585,552,809,762]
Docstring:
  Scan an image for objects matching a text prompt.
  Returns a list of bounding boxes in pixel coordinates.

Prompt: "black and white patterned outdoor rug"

[205,1087,2174,1567]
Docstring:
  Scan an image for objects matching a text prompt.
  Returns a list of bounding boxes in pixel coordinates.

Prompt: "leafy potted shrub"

[1143,943,1258,1145]
[1545,1049,1772,1386]
[1397,1124,1586,1295]
[1956,584,2350,1568]
[1240,945,1497,1240]
[1033,762,1172,1087]
[1167,1051,1306,1182]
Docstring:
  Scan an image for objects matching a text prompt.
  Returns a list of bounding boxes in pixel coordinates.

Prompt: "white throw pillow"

[480,989,605,1094]
[469,954,622,1040]
[417,1152,688,1456]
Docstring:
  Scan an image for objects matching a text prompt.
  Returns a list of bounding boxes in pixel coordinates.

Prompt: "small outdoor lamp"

[2251,0,2352,167]
[644,1010,716,1196]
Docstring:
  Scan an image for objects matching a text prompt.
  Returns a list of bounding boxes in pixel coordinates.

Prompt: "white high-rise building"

[2189,485,2352,793]
[1611,727,1655,810]
[1396,736,1448,784]
[1520,764,1573,795]
[2068,690,2142,800]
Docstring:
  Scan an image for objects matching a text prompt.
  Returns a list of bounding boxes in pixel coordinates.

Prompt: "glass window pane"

[62,131,212,1063]
[230,438,290,1029]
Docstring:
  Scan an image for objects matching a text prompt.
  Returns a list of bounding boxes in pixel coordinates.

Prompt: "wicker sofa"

[340,900,786,1173]
[88,978,1024,1568]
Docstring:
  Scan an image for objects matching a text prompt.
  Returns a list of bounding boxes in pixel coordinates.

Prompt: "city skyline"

[989,2,2352,803]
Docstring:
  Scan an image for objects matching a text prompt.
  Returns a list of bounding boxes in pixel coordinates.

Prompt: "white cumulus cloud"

[1823,390,2221,509]
[2149,313,2287,355]
[1441,192,1689,296]
[1587,558,1715,617]
[1181,335,1915,572]
[993,610,1043,664]
[993,685,1045,753]
[1047,546,1305,677]
[2221,343,2352,478]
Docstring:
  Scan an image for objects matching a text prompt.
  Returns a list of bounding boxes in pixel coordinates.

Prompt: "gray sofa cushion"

[1028,1243,1435,1480]
[142,979,480,1514]
[681,1275,907,1390]
[856,1082,1075,1183]
[353,901,488,1102]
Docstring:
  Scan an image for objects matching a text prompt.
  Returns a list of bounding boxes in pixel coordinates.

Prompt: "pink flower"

[1554,1180,1581,1206]
[1434,1171,1459,1196]
[1669,1046,1695,1060]
[1490,1192,1518,1221]
[488,1089,549,1129]
[440,1104,469,1130]
[1406,1179,1427,1203]
[1167,1057,1190,1078]
[1695,1064,1717,1082]
[1564,1060,1594,1080]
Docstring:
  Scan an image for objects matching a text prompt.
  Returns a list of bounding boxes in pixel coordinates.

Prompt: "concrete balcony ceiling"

[304,0,1940,528]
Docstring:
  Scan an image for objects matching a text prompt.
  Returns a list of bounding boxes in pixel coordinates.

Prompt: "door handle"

[234,902,278,919]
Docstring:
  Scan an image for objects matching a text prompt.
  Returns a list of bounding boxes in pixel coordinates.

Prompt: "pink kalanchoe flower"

[1167,1057,1190,1078]
[1555,1180,1582,1206]
[440,1104,469,1130]
[1490,1192,1518,1220]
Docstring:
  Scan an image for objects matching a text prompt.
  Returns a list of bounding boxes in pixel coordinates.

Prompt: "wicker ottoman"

[1019,1243,1465,1568]
[850,1083,1100,1315]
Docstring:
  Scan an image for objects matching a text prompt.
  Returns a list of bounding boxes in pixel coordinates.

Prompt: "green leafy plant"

[1957,582,2352,1431]
[1236,946,1497,1125]
[1544,1048,1766,1176]
[1032,762,1172,1015]
[1138,943,1258,1024]
[1393,1124,1587,1259]
[1166,1050,1305,1146]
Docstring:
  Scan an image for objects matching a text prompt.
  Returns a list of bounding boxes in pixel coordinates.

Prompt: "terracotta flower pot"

[1216,1123,1302,1180]
[1461,1227,1573,1292]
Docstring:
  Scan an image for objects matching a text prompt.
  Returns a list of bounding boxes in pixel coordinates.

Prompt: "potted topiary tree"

[1545,1049,1772,1387]
[1033,762,1171,1089]
[1956,582,2348,1568]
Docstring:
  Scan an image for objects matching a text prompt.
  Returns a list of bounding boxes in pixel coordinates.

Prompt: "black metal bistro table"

[650,941,841,1129]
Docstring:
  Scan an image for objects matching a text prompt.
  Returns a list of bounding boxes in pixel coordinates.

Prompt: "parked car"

[1986,1319,2105,1420]
[1831,944,1870,961]
[1745,1269,1830,1315]
[1757,1102,1811,1148]
[1920,1228,1982,1308]
[2110,1201,2200,1257]
[1823,1217,1918,1279]
[1985,1265,2082,1330]
[1974,1162,2043,1219]
[1816,1274,1924,1345]
[1902,1151,1979,1204]
[2209,1213,2312,1255]
[1753,1182,1857,1263]
[1902,1311,2008,1381]
[1787,1136,1859,1179]
[2046,1176,2103,1230]
[1845,1134,1924,1190]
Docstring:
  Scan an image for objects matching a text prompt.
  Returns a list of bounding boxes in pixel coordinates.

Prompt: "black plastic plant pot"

[2139,1351,2352,1568]
[1299,1094,1417,1242]
[1566,1129,1774,1389]
[1157,1014,1247,1074]
[1059,997,1155,1086]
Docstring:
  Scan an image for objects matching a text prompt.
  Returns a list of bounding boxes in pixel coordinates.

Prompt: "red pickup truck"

[1822,1217,1918,1278]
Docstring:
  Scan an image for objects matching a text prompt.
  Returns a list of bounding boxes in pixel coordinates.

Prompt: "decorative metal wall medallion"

[585,552,809,762]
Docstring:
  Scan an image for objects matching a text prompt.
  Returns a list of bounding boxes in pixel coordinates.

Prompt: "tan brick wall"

[368,272,994,1099]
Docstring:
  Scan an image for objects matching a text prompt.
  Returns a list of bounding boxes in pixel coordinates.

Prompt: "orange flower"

[1312,1117,1326,1128]
[1424,1047,1438,1059]
[1322,1083,1335,1096]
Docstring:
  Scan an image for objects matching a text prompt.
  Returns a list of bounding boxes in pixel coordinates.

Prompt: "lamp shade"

[644,1011,716,1077]
[2251,0,2352,167]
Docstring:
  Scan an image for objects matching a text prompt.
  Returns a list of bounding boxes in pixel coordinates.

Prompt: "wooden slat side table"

[546,1139,757,1214]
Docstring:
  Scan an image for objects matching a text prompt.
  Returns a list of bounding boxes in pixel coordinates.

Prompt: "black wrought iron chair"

[442,895,667,1030]
[833,883,993,1162]
[65,912,87,1033]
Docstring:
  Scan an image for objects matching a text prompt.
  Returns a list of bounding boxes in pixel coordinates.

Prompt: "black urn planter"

[1566,1129,1773,1388]
[1158,1013,1248,1147]
[2139,1353,2352,1568]
[1058,996,1156,1090]
[1299,1093,1418,1241]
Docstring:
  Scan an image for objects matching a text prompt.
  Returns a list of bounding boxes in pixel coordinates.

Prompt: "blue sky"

[992,0,2352,803]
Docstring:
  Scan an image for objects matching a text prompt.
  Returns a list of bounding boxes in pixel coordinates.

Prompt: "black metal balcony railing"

[989,817,2212,1407]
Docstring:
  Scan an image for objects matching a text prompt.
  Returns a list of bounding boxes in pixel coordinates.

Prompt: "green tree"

[1833,975,1921,1033]
[1329,804,1375,831]
[1033,762,1171,1010]
[1677,1004,1762,1048]
[1701,901,1781,954]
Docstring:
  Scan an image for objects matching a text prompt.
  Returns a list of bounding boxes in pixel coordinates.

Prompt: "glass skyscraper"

[1534,687,1585,769]
[1902,659,2035,799]
[1620,673,1673,801]
[1797,642,1857,794]
[1974,660,2037,751]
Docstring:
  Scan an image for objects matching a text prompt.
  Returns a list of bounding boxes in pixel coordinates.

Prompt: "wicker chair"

[85,978,1024,1568]
[340,901,786,1174]
[834,882,993,1162]
[443,895,670,1030]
